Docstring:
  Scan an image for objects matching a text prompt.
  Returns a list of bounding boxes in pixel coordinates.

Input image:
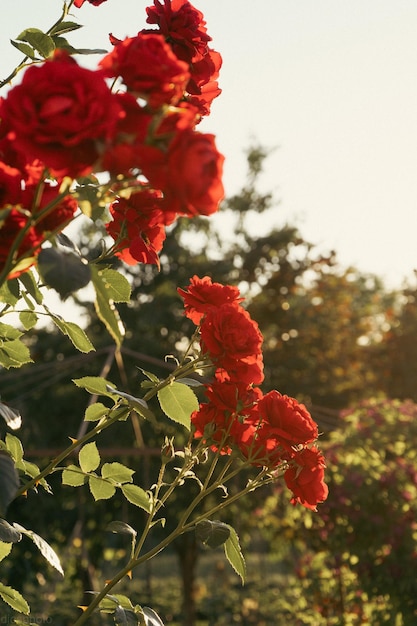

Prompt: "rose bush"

[0,1,328,623]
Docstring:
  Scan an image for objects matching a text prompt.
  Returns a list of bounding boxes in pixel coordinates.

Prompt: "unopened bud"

[161,437,175,464]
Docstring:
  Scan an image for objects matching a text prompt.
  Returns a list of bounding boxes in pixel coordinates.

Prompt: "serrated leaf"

[177,377,204,388]
[18,310,38,330]
[0,541,12,562]
[0,402,21,430]
[0,453,19,516]
[95,268,131,302]
[0,339,33,369]
[138,368,160,383]
[195,519,230,549]
[73,376,117,398]
[89,475,116,501]
[79,442,100,473]
[91,266,125,346]
[0,279,20,306]
[5,434,24,463]
[13,523,64,576]
[121,484,151,512]
[0,519,21,543]
[109,389,156,421]
[50,21,83,36]
[0,582,30,614]
[157,382,198,430]
[223,525,246,583]
[10,39,36,59]
[84,402,109,422]
[18,270,43,304]
[62,464,87,487]
[50,315,95,353]
[16,28,55,58]
[106,521,137,537]
[142,607,165,626]
[101,463,134,484]
[0,322,22,340]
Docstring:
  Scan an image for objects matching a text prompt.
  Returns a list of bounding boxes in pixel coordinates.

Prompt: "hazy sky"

[3,1,417,288]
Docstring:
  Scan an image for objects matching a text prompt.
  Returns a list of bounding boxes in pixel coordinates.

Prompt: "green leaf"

[106,521,137,538]
[0,322,22,340]
[18,310,38,330]
[96,268,131,302]
[13,523,64,576]
[73,376,117,398]
[121,484,151,512]
[79,442,100,473]
[101,463,135,484]
[5,434,24,463]
[157,382,199,430]
[141,606,166,626]
[0,279,20,306]
[0,339,33,369]
[0,453,19,516]
[109,389,156,422]
[84,402,109,422]
[195,519,231,549]
[0,401,21,430]
[50,315,95,353]
[223,525,246,583]
[89,475,116,501]
[0,542,12,563]
[0,519,21,544]
[10,39,36,59]
[91,266,125,346]
[62,464,87,487]
[18,270,43,305]
[50,21,83,35]
[0,582,30,614]
[16,28,55,58]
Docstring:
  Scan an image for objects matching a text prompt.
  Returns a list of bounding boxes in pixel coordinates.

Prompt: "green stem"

[0,0,75,88]
[15,405,130,497]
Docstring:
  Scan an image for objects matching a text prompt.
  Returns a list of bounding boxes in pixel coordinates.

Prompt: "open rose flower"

[100,33,190,109]
[0,52,121,178]
[106,189,166,267]
[285,446,328,510]
[178,275,243,324]
[200,303,264,385]
[142,129,224,217]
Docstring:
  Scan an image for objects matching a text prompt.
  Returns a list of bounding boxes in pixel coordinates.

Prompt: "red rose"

[146,0,211,65]
[0,52,121,178]
[99,33,190,108]
[284,446,328,510]
[142,130,224,217]
[74,0,108,7]
[200,303,264,384]
[106,189,166,267]
[0,209,43,279]
[0,161,22,207]
[178,275,243,324]
[257,391,319,451]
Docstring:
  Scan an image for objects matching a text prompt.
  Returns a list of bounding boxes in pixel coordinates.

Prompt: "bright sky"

[3,1,417,288]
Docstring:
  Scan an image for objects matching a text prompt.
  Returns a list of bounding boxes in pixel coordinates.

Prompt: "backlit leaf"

[79,442,100,473]
[223,525,246,583]
[0,582,29,614]
[89,475,116,501]
[157,382,198,430]
[13,523,64,576]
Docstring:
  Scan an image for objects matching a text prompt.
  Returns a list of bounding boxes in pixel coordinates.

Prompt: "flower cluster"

[178,275,328,510]
[0,0,224,278]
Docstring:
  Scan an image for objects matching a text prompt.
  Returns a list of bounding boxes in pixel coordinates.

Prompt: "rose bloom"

[142,129,224,218]
[284,446,328,510]
[0,161,22,207]
[200,303,264,385]
[0,209,43,279]
[99,33,190,108]
[106,189,166,267]
[257,391,319,452]
[146,0,211,65]
[0,52,121,178]
[177,275,243,324]
[74,0,108,6]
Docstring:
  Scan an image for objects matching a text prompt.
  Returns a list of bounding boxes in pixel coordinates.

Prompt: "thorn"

[69,437,78,444]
